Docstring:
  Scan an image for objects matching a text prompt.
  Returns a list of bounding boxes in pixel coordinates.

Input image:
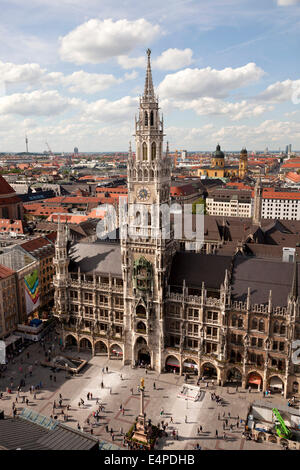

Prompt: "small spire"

[290,257,298,301]
[143,48,155,101]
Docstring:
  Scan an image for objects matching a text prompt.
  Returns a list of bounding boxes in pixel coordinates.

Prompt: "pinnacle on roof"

[143,48,155,101]
[290,257,298,301]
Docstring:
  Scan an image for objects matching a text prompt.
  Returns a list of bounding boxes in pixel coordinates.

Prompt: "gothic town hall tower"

[121,49,175,371]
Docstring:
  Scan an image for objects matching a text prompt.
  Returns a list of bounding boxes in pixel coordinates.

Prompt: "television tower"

[25,134,28,153]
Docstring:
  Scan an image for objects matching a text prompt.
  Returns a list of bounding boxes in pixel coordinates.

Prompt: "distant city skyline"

[0,0,300,152]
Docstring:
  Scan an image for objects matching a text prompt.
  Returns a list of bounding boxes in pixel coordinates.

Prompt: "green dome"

[215,144,224,158]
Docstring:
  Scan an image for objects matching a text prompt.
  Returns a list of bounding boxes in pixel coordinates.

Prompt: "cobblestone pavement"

[0,335,289,450]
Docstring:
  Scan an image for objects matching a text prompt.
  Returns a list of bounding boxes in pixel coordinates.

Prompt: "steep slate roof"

[169,252,232,289]
[68,240,122,276]
[231,256,300,306]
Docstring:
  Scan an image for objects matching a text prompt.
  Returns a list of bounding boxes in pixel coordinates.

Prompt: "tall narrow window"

[144,112,148,126]
[150,110,154,126]
[142,142,147,161]
[151,142,156,161]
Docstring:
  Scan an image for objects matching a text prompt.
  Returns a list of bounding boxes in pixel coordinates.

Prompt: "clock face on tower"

[137,187,150,201]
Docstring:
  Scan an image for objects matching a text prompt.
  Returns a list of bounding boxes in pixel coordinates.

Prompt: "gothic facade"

[53,51,300,398]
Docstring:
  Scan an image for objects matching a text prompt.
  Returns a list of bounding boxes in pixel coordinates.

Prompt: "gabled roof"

[0,175,16,195]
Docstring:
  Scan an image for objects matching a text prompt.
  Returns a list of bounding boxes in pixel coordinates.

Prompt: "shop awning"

[166,357,180,367]
[183,361,198,369]
[270,377,283,389]
[248,375,262,385]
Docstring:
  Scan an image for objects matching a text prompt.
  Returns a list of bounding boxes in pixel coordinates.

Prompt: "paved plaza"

[0,332,289,450]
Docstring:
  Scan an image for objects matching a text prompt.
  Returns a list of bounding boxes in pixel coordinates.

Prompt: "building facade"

[53,51,300,397]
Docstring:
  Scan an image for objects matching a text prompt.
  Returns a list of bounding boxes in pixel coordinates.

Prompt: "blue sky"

[0,0,300,152]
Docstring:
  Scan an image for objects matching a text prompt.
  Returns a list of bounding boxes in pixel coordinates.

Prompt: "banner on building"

[24,269,40,315]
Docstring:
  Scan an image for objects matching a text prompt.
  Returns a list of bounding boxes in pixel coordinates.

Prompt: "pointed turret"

[290,258,298,302]
[143,48,155,101]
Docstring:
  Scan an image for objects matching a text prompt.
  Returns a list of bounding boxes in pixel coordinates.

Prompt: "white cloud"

[0,60,47,86]
[277,0,300,6]
[158,63,265,100]
[0,90,82,116]
[59,18,161,65]
[118,48,193,71]
[61,71,122,94]
[171,97,272,120]
[83,96,138,123]
[257,79,300,103]
[153,48,193,70]
[117,55,146,69]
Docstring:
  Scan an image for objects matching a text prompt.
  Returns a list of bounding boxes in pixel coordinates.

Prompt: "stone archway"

[226,367,242,385]
[94,340,108,356]
[135,337,151,367]
[110,343,123,359]
[201,362,218,379]
[165,355,180,374]
[65,334,78,349]
[247,371,263,390]
[182,358,198,374]
[268,376,284,393]
[79,337,92,352]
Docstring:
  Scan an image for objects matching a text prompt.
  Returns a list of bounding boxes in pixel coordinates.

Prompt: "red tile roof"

[0,264,14,279]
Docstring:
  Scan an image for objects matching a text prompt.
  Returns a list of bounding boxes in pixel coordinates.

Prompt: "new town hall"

[53,50,300,397]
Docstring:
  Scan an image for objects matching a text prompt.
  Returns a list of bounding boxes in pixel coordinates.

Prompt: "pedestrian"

[228,412,230,418]
[120,427,123,435]
[112,433,115,441]
[106,366,108,373]
[122,408,125,416]
[153,382,156,390]
[215,429,218,438]
[130,388,133,395]
[185,415,187,423]
[218,413,220,421]
[170,416,173,423]
[248,386,251,393]
[223,432,226,441]
[110,388,112,395]
[200,425,202,433]
[105,425,109,433]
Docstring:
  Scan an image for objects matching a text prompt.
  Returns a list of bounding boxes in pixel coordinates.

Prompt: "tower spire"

[143,48,155,101]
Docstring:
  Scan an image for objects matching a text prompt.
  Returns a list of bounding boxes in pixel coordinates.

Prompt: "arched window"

[133,169,136,179]
[135,211,141,225]
[236,352,242,363]
[144,111,148,126]
[138,169,142,181]
[259,319,265,333]
[238,317,243,328]
[273,321,279,334]
[150,110,154,126]
[144,169,148,180]
[150,169,154,180]
[232,314,237,327]
[251,318,258,330]
[148,212,151,226]
[151,142,156,161]
[137,321,146,333]
[142,142,147,161]
[280,323,286,335]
